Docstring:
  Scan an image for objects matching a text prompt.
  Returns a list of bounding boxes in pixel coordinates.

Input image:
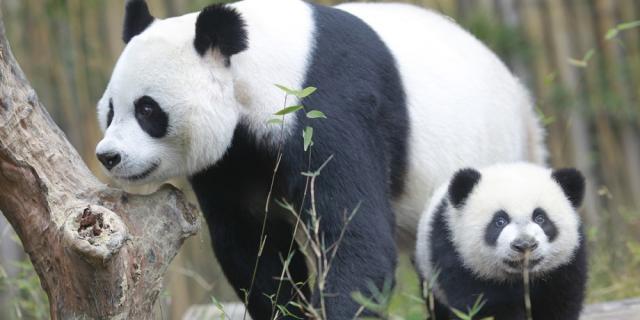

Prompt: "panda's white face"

[449,163,582,281]
[96,13,241,184]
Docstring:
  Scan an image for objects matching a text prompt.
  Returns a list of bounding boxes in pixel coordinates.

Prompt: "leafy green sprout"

[568,49,595,68]
[272,159,364,320]
[210,296,229,320]
[535,107,556,127]
[239,84,331,319]
[567,19,640,69]
[271,84,327,151]
[605,20,640,40]
[423,269,441,320]
[351,278,395,318]
[450,294,492,320]
[0,231,49,320]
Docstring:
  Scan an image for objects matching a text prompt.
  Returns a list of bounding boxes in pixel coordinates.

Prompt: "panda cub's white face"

[448,163,583,281]
[96,3,248,184]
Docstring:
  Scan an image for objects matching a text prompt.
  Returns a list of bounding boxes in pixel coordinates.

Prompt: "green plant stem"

[309,172,328,317]
[244,95,288,320]
[523,250,533,320]
[428,283,436,320]
[270,147,313,319]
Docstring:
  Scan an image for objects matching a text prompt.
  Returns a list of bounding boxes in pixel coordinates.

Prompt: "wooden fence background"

[0,0,638,319]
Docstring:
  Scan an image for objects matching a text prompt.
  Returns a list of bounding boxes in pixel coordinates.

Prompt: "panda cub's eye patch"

[485,210,510,246]
[532,208,558,242]
[106,99,114,128]
[134,96,168,138]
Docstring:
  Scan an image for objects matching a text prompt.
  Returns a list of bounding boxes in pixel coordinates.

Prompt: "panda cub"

[415,163,587,320]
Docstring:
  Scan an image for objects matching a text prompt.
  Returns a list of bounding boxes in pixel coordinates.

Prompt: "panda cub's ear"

[123,0,155,44]
[194,4,248,59]
[448,168,481,209]
[552,168,585,208]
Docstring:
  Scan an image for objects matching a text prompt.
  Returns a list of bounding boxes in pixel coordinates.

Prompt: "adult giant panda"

[95,0,546,318]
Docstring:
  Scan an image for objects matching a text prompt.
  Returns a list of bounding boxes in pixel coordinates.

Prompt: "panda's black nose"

[97,152,121,171]
[511,238,538,253]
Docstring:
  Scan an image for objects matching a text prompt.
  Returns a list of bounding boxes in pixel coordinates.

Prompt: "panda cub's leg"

[207,212,309,320]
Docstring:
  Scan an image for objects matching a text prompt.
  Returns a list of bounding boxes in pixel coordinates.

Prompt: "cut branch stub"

[63,204,129,267]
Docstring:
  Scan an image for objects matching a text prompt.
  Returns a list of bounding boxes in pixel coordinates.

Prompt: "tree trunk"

[0,9,199,320]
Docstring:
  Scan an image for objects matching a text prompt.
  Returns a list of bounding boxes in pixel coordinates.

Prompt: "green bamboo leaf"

[275,84,298,96]
[584,49,595,61]
[605,28,619,40]
[267,118,284,125]
[451,308,470,320]
[301,171,317,177]
[568,49,596,68]
[275,85,317,98]
[618,20,640,31]
[303,126,313,151]
[274,105,303,116]
[543,72,556,86]
[298,86,317,98]
[567,58,587,68]
[350,292,386,313]
[306,110,326,119]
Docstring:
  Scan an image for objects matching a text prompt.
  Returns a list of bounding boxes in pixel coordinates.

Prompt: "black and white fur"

[415,163,587,320]
[96,0,546,318]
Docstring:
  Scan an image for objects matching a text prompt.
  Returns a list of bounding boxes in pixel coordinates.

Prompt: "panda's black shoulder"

[299,3,410,196]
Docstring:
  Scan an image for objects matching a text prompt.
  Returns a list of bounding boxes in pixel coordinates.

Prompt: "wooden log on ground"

[581,298,640,320]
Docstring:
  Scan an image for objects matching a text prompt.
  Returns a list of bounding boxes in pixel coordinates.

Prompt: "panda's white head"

[446,163,585,281]
[95,0,248,184]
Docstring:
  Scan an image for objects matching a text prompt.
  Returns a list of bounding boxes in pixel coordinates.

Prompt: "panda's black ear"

[448,168,481,209]
[194,4,248,58]
[552,168,585,208]
[123,0,155,44]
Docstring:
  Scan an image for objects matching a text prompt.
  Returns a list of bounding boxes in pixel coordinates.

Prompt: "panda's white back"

[337,3,545,248]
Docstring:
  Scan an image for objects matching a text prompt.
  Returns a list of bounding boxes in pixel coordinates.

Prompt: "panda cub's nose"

[511,238,538,253]
[97,152,121,171]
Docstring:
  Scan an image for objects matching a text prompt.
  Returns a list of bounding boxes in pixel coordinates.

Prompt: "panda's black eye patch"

[533,208,558,242]
[134,96,168,138]
[485,210,510,246]
[106,99,114,128]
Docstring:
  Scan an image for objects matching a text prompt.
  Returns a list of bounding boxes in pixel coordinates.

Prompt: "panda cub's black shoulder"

[415,163,588,320]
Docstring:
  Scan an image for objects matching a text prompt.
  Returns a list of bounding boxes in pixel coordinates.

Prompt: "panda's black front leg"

[307,178,398,319]
[206,211,310,320]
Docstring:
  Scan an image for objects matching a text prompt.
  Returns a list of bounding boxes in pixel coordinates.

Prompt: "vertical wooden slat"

[546,0,602,228]
[591,0,629,266]
[495,0,530,83]
[518,0,563,163]
[615,0,640,210]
